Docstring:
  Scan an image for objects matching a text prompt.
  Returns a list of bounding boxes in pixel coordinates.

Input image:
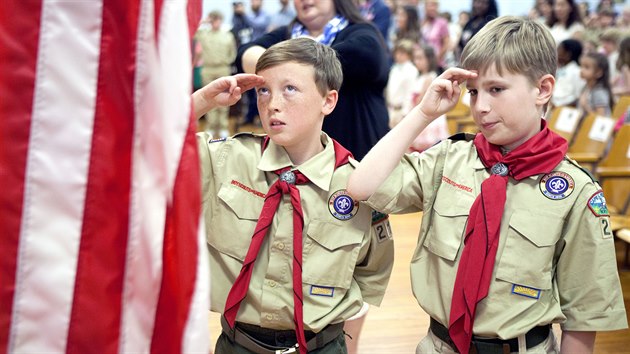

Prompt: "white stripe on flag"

[10,1,103,352]
[183,217,211,354]
[120,0,166,351]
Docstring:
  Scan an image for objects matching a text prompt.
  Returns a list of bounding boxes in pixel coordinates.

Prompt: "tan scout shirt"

[367,135,628,340]
[198,132,394,332]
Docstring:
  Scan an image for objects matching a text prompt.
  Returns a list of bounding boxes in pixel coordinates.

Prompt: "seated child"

[348,16,627,354]
[579,51,614,117]
[195,38,394,354]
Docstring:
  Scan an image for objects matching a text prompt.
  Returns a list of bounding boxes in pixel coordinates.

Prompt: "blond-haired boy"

[196,38,394,354]
[349,16,627,354]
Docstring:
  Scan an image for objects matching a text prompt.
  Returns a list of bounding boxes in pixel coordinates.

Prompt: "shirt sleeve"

[366,141,446,214]
[556,183,628,331]
[352,210,394,306]
[590,87,611,112]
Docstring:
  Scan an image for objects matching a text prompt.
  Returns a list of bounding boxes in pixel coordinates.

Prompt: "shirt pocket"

[496,210,564,290]
[208,182,265,261]
[303,220,365,289]
[416,196,470,262]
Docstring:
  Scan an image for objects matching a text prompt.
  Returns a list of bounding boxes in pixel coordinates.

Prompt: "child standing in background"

[408,44,449,152]
[194,10,236,138]
[579,51,614,116]
[386,39,419,128]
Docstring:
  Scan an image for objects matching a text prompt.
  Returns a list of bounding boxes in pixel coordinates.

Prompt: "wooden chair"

[567,113,616,172]
[611,95,630,122]
[547,106,582,143]
[596,124,630,231]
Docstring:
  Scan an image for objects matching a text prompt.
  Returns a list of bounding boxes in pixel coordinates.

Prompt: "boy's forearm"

[192,90,215,119]
[560,331,595,354]
[347,106,433,201]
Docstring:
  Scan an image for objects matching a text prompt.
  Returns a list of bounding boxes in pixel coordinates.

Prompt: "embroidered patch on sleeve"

[209,137,227,143]
[511,284,541,299]
[309,285,334,297]
[587,190,609,216]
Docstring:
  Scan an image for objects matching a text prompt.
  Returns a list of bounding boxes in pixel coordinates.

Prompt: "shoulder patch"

[209,137,227,143]
[587,190,609,216]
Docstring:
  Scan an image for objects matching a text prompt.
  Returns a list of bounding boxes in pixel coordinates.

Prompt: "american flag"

[0,1,209,353]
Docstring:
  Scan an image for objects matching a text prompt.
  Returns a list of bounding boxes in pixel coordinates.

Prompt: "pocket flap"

[218,182,265,220]
[433,193,473,217]
[306,220,364,251]
[509,210,563,247]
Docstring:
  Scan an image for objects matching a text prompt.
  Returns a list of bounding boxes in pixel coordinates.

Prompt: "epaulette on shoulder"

[208,132,266,144]
[564,156,598,183]
[232,132,266,140]
[448,132,476,142]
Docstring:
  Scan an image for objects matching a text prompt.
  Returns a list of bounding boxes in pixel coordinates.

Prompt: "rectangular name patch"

[511,284,541,299]
[310,285,334,297]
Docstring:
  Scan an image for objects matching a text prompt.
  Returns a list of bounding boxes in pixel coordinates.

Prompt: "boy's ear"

[536,74,555,106]
[322,90,338,116]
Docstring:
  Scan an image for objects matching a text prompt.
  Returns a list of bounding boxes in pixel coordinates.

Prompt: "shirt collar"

[257,133,335,191]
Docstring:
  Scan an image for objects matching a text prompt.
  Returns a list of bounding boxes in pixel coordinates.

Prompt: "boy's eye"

[467,89,477,96]
[490,87,504,93]
[285,85,297,92]
[257,87,269,95]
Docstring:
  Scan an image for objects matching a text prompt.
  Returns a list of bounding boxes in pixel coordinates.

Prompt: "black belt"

[429,318,550,354]
[220,316,344,353]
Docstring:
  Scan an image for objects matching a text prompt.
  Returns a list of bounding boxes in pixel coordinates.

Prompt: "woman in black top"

[236,0,390,160]
[457,0,498,60]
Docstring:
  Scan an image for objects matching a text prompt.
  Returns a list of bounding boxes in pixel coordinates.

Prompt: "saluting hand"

[193,73,264,119]
[417,68,477,120]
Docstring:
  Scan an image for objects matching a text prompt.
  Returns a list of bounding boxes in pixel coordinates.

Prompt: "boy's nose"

[267,93,281,111]
[473,93,491,114]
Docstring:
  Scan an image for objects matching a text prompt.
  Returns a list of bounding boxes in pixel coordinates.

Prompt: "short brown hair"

[256,38,343,96]
[461,16,557,85]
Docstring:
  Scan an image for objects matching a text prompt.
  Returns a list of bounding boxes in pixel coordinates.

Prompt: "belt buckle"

[276,345,298,354]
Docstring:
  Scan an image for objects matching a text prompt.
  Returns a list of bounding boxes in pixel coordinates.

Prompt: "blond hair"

[460,16,556,85]
[256,38,343,96]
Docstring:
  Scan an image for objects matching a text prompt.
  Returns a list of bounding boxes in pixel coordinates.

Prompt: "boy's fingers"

[438,68,477,83]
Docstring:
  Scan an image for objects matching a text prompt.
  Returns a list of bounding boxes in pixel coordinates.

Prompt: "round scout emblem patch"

[328,189,359,220]
[539,171,574,200]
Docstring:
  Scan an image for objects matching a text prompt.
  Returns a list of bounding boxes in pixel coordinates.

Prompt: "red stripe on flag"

[186,0,201,39]
[0,2,43,353]
[65,0,141,352]
[150,108,202,353]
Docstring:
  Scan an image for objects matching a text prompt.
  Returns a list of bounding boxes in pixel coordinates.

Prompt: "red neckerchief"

[224,136,352,354]
[448,120,567,354]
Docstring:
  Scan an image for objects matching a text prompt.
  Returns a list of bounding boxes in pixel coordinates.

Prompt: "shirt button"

[276,242,285,250]
[269,280,276,288]
[266,313,273,321]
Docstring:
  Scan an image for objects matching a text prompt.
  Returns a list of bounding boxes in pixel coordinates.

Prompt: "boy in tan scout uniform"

[348,16,627,354]
[194,38,394,354]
